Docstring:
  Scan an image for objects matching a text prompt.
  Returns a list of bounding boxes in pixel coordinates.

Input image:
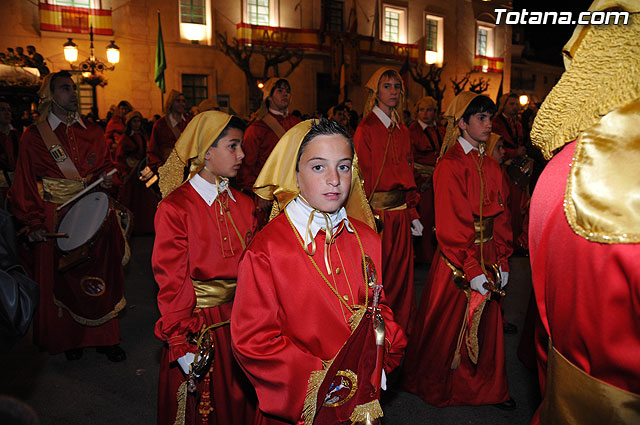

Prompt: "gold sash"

[473,216,493,244]
[413,162,435,179]
[191,278,236,308]
[40,177,85,204]
[370,190,407,211]
[540,344,640,425]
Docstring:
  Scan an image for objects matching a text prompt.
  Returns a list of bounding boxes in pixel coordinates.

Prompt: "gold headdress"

[486,132,502,157]
[253,119,375,230]
[158,111,232,198]
[439,91,479,159]
[197,98,220,113]
[165,90,182,114]
[363,67,405,125]
[124,110,142,126]
[36,73,56,123]
[413,96,437,119]
[251,77,291,122]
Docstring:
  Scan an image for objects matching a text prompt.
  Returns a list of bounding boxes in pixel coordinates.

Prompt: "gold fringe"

[530,13,640,160]
[118,216,131,266]
[53,295,126,326]
[349,400,384,424]
[173,381,187,425]
[303,368,329,425]
[348,307,366,332]
[465,295,489,365]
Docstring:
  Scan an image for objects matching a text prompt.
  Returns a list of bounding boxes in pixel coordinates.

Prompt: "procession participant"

[236,78,300,226]
[197,98,220,114]
[0,100,19,203]
[231,119,407,424]
[403,92,514,409]
[105,100,132,160]
[153,111,257,425]
[9,71,126,361]
[114,110,157,235]
[353,67,422,335]
[146,90,190,172]
[492,92,528,251]
[528,2,640,422]
[409,96,445,264]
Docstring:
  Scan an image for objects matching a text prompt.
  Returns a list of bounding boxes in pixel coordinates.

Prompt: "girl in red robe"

[403,92,514,408]
[231,119,407,424]
[153,111,257,425]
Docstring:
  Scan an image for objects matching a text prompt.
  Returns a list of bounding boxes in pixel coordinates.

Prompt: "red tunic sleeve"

[152,194,201,361]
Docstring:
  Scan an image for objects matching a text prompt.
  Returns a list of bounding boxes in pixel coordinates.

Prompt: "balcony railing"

[39,2,113,35]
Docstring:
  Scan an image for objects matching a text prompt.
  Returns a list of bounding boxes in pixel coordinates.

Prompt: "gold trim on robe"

[191,278,237,308]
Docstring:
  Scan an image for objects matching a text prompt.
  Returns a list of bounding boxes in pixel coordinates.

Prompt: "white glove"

[381,370,387,391]
[177,352,196,375]
[469,274,489,296]
[410,219,424,237]
[499,266,509,289]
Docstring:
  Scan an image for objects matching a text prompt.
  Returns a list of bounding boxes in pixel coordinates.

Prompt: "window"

[327,0,345,32]
[382,5,407,43]
[476,24,494,57]
[54,0,92,8]
[247,0,271,26]
[180,0,205,24]
[182,74,208,109]
[425,14,443,66]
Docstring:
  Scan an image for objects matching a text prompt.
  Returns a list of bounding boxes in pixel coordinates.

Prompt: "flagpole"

[156,9,166,114]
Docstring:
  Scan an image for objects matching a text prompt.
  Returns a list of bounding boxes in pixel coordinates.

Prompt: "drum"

[54,191,128,325]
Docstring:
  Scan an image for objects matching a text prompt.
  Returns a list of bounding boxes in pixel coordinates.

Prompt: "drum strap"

[262,113,286,139]
[36,120,83,181]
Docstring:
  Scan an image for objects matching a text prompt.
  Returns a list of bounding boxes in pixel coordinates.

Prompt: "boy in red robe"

[146,90,190,172]
[354,67,422,336]
[408,96,445,264]
[231,119,407,424]
[153,111,257,425]
[528,2,640,423]
[403,92,514,409]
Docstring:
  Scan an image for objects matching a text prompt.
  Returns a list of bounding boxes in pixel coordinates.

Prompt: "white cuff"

[469,274,489,295]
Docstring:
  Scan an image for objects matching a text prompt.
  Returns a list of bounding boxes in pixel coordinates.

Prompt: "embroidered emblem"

[80,276,106,297]
[323,369,358,407]
[363,254,377,287]
[49,144,68,163]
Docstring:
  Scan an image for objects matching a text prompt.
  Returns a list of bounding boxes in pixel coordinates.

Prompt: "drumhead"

[57,192,110,251]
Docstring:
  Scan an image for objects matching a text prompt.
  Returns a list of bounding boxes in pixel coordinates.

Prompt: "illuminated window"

[476,24,494,57]
[180,0,205,25]
[425,14,443,66]
[54,0,92,8]
[182,74,208,109]
[382,5,407,43]
[247,0,270,26]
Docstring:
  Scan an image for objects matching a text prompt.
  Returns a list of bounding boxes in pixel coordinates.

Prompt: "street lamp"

[63,26,120,118]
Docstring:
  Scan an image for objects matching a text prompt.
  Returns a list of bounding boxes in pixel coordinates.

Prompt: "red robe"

[354,111,419,336]
[9,119,121,353]
[231,212,407,424]
[236,112,301,193]
[403,140,512,406]
[409,120,444,264]
[115,131,157,234]
[105,116,125,160]
[147,115,190,171]
[0,128,20,200]
[528,141,640,423]
[153,182,257,425]
[492,113,527,248]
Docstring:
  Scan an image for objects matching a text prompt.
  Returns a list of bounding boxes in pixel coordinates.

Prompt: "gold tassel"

[349,400,384,424]
[303,369,328,425]
[466,296,489,365]
[173,381,187,425]
[450,297,468,370]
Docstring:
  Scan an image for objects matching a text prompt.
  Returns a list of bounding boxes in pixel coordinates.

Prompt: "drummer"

[10,71,127,362]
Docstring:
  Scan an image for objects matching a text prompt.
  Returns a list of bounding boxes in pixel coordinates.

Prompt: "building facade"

[0,0,513,119]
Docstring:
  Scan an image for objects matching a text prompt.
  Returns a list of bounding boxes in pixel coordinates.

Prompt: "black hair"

[461,95,496,124]
[211,115,246,147]
[296,118,353,171]
[117,100,131,108]
[265,79,290,109]
[49,71,72,92]
[333,103,347,113]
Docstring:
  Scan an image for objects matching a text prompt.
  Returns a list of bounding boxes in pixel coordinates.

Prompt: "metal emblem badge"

[49,144,68,163]
[363,254,377,287]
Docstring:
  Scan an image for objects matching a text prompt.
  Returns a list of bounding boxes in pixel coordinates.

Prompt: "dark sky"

[512,0,594,65]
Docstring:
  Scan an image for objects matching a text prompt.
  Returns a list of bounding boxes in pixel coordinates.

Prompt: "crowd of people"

[1,2,639,422]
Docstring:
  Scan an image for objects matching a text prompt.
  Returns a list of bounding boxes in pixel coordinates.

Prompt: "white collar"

[0,124,14,135]
[189,173,236,206]
[417,119,427,130]
[268,108,287,117]
[285,197,352,242]
[372,105,393,129]
[457,136,479,154]
[47,112,86,131]
[168,113,184,128]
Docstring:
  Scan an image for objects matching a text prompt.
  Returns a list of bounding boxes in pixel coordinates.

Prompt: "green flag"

[155,13,166,94]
